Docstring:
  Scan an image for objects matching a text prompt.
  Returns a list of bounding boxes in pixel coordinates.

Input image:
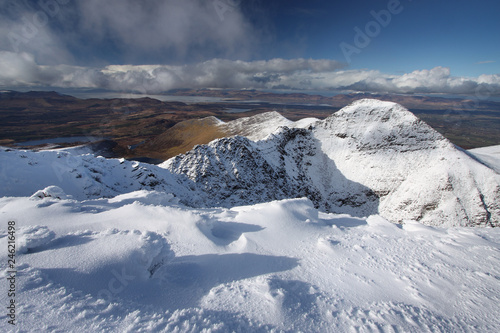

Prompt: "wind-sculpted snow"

[16,225,56,254]
[1,97,500,330]
[1,195,499,331]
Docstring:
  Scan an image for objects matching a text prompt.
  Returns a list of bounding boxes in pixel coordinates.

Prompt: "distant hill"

[1,90,499,158]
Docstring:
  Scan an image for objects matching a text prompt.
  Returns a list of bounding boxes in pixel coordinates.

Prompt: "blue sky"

[254,0,500,77]
[0,0,499,96]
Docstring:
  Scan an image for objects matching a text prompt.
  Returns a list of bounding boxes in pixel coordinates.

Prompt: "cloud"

[476,60,496,65]
[76,0,256,62]
[0,0,74,65]
[0,0,257,65]
[0,51,62,86]
[0,51,499,97]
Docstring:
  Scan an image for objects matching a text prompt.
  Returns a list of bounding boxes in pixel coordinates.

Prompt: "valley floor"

[1,192,499,332]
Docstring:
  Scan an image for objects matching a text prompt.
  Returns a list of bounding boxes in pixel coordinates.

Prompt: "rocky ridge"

[162,99,500,226]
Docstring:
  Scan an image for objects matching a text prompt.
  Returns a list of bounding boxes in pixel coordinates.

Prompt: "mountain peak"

[158,99,498,226]
[329,98,421,125]
[313,99,499,226]
[319,98,450,154]
[220,111,293,141]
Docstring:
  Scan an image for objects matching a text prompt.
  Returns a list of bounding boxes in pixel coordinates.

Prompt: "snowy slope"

[1,99,500,331]
[1,193,500,332]
[468,145,500,174]
[313,99,500,226]
[161,128,378,216]
[0,147,188,200]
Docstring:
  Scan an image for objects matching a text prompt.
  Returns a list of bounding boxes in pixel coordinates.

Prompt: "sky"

[0,0,499,97]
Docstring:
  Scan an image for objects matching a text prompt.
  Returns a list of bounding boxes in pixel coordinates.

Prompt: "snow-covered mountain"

[161,127,379,217]
[314,99,500,226]
[163,99,500,227]
[0,147,181,200]
[1,99,498,227]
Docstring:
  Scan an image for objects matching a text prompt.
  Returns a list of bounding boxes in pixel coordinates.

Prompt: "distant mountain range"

[168,88,500,110]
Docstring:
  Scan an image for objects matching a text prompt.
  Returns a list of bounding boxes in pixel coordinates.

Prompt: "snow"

[218,111,293,141]
[0,147,183,200]
[1,194,499,332]
[217,111,319,141]
[468,144,500,174]
[30,186,71,201]
[16,226,56,254]
[1,99,500,331]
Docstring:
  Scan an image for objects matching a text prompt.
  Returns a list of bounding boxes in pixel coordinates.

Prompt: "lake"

[15,136,105,146]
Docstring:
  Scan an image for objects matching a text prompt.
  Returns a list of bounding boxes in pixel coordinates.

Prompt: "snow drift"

[1,193,499,331]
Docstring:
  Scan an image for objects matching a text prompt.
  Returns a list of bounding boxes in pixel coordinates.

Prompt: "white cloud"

[0,51,499,97]
[0,51,60,86]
